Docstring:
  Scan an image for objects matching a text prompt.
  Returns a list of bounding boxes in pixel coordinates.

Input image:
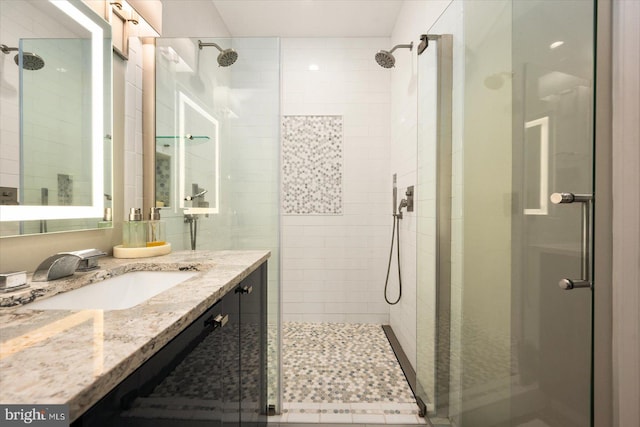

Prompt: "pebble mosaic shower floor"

[275,322,426,425]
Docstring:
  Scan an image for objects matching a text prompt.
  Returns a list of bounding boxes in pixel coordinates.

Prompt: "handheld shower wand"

[385,174,405,305]
[393,174,409,219]
[393,174,398,215]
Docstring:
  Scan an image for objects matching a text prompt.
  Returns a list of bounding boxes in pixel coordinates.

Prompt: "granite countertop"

[0,250,270,421]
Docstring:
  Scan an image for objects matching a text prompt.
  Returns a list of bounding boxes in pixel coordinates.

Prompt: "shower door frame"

[433,33,453,421]
[592,0,613,425]
[415,32,454,420]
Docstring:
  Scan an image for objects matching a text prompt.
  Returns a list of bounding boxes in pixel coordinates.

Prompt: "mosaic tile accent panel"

[57,173,72,205]
[282,115,343,214]
[155,153,171,207]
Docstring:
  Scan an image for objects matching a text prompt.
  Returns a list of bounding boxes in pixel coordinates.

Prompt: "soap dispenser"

[146,207,166,247]
[98,207,113,228]
[123,208,146,248]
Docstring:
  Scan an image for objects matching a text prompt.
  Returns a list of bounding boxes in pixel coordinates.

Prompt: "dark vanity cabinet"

[238,265,267,426]
[73,262,267,427]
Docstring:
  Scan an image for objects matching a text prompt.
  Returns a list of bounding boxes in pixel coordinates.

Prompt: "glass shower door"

[155,37,281,414]
[417,0,596,426]
[511,0,595,425]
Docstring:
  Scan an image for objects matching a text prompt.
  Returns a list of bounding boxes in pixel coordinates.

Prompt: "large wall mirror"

[0,0,112,237]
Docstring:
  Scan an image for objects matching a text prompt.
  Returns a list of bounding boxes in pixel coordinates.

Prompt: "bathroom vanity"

[0,250,269,426]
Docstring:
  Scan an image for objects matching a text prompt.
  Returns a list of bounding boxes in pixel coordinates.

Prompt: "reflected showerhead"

[1,44,45,70]
[374,42,413,69]
[198,40,238,67]
[483,72,513,90]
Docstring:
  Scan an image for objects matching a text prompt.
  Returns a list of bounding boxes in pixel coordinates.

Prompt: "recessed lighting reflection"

[308,63,319,71]
[56,67,68,73]
[550,41,564,49]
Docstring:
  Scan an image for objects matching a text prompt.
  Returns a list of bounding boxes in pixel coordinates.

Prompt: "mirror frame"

[0,0,110,223]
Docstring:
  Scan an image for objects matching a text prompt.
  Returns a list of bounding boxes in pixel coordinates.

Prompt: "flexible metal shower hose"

[384,214,402,305]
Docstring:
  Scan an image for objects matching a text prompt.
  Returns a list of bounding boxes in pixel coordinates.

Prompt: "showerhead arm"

[388,42,413,54]
[1,44,18,54]
[198,40,238,67]
[198,40,223,53]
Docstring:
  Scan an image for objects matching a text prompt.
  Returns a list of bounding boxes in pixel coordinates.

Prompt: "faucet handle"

[63,249,107,272]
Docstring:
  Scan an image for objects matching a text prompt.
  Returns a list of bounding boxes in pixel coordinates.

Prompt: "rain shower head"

[375,42,413,69]
[217,49,238,67]
[1,44,45,70]
[198,40,238,67]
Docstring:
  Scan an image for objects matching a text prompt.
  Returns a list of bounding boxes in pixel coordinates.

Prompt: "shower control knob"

[558,278,591,290]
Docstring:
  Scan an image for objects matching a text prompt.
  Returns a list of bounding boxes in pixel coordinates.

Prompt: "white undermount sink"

[28,271,199,311]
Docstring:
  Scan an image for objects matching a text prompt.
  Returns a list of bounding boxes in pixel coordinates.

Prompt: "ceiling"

[211,0,405,37]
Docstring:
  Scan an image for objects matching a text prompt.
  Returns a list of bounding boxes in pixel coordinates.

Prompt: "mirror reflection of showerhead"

[484,74,504,90]
[198,40,238,67]
[484,72,513,90]
[375,42,413,68]
[1,44,45,70]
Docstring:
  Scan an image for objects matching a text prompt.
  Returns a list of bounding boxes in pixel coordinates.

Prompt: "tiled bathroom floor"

[273,322,426,425]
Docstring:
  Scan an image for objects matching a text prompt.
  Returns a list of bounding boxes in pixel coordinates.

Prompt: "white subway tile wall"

[387,2,420,369]
[281,37,392,324]
[123,37,144,215]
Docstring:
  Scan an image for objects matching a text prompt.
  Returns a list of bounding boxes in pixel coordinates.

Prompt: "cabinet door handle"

[235,285,253,294]
[204,313,228,329]
[213,314,229,328]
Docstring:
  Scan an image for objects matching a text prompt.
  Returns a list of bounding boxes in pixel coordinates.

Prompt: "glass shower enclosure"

[417,0,597,426]
[154,37,281,414]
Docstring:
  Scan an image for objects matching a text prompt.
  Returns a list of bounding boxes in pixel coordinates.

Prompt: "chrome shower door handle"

[550,192,594,290]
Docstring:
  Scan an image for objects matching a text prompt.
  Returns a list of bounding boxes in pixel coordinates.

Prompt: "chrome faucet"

[32,249,106,282]
[33,254,81,282]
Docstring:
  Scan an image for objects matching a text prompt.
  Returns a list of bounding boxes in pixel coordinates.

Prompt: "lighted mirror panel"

[0,0,112,237]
